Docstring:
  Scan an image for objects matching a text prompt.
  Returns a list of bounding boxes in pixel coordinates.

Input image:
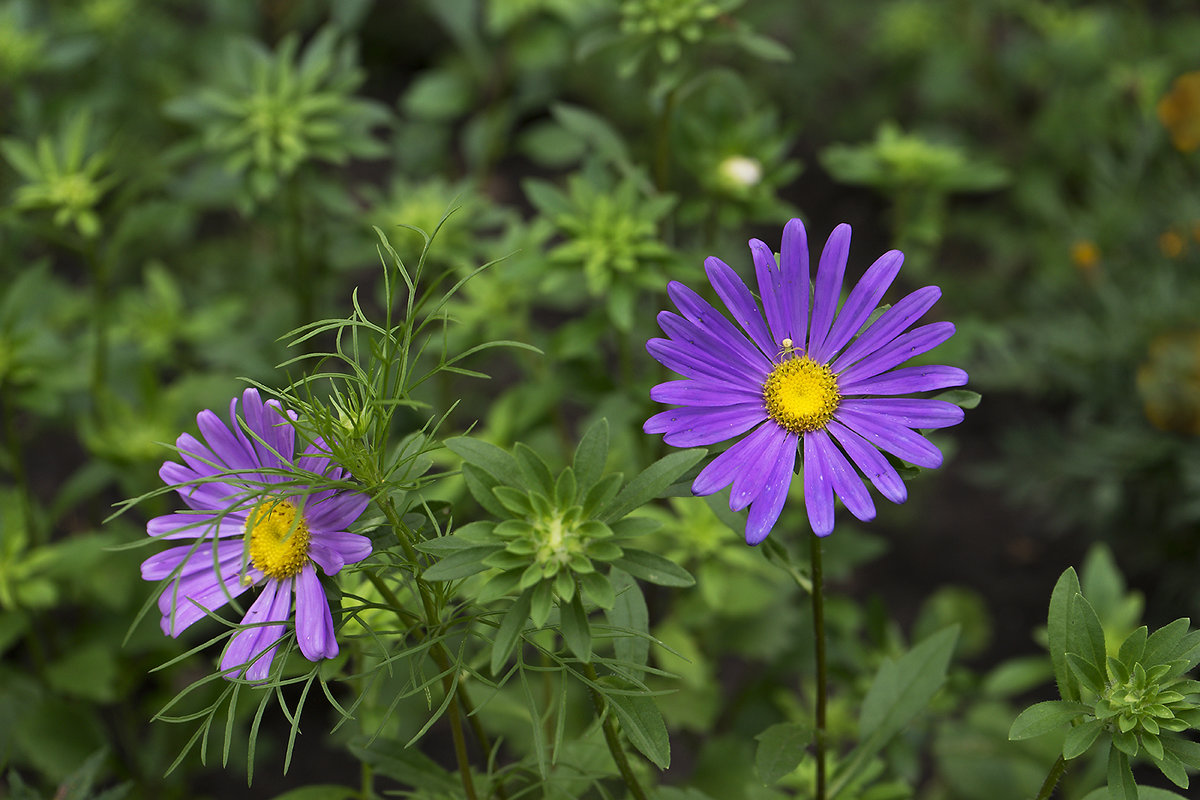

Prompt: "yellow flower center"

[763,354,841,433]
[245,500,311,580]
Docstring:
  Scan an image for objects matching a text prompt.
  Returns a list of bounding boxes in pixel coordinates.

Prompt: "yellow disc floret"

[246,499,311,580]
[763,354,841,433]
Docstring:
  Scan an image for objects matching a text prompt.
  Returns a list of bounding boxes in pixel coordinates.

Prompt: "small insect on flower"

[140,389,371,681]
[644,218,968,543]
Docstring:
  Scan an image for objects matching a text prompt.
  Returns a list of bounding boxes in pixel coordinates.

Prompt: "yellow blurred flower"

[1157,71,1200,153]
[1160,229,1186,258]
[1070,239,1100,272]
[1137,330,1200,435]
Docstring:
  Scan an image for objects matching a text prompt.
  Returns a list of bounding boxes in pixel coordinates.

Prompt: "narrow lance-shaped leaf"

[600,448,707,523]
[1048,567,1083,702]
[491,588,533,675]
[573,418,609,491]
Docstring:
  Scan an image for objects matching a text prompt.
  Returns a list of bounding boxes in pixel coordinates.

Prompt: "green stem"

[811,534,828,800]
[372,499,478,800]
[360,760,374,800]
[652,88,678,193]
[370,498,511,799]
[1034,754,1068,800]
[583,662,649,800]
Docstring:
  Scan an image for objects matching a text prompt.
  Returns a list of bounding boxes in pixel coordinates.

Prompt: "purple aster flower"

[141,388,371,681]
[644,219,968,543]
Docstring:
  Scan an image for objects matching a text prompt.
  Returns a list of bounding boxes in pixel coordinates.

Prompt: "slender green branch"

[1034,754,1068,800]
[372,497,478,800]
[811,534,828,800]
[583,662,649,800]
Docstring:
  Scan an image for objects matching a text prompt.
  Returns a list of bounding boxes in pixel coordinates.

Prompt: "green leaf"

[1152,747,1190,790]
[600,448,707,523]
[610,549,694,587]
[1164,736,1200,770]
[446,436,520,484]
[1107,745,1137,800]
[1009,701,1092,741]
[1066,652,1107,695]
[530,579,554,628]
[1083,788,1189,800]
[1049,568,1083,702]
[514,443,555,495]
[580,571,615,609]
[560,592,591,662]
[554,468,578,509]
[604,684,670,769]
[607,568,649,671]
[421,546,503,581]
[934,389,982,409]
[1067,592,1107,682]
[462,463,508,518]
[755,722,810,785]
[493,486,533,516]
[491,588,533,675]
[347,738,459,793]
[1063,718,1105,759]
[582,473,624,517]
[860,626,960,743]
[573,418,610,491]
[550,103,635,176]
[1143,618,1191,666]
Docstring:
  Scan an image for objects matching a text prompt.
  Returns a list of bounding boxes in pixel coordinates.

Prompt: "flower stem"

[371,497,480,800]
[1034,755,1068,800]
[583,662,649,800]
[811,533,828,800]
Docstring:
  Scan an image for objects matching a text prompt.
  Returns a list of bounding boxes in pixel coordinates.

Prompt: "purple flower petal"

[648,338,768,385]
[835,322,956,386]
[781,218,810,349]
[650,379,763,407]
[751,238,791,347]
[830,285,941,373]
[826,420,907,504]
[646,404,767,447]
[691,421,779,497]
[295,565,337,661]
[834,406,944,468]
[704,256,776,358]
[159,461,246,512]
[809,430,875,523]
[807,224,851,359]
[316,530,372,565]
[744,431,799,544]
[839,365,968,396]
[141,540,244,581]
[730,423,792,511]
[814,250,903,363]
[196,408,256,474]
[802,432,835,536]
[668,281,773,372]
[159,561,254,636]
[838,399,965,430]
[222,577,292,681]
[147,512,246,540]
[657,311,772,383]
[304,492,371,534]
[307,543,345,576]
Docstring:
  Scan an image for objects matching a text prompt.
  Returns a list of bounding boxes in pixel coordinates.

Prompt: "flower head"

[141,389,371,681]
[644,219,967,542]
